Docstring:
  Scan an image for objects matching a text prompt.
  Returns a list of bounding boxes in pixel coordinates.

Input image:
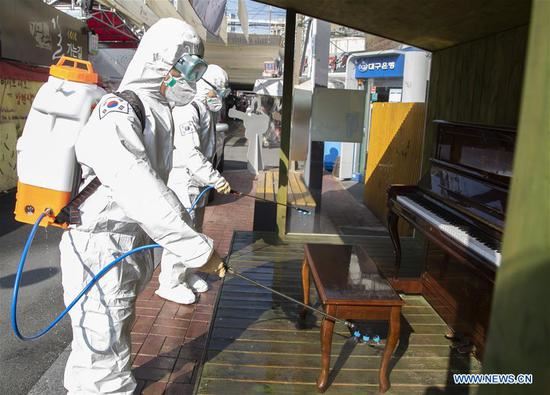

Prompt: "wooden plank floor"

[197,232,480,394]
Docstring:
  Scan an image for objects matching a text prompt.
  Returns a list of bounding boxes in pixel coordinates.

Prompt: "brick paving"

[131,170,255,394]
[319,173,384,230]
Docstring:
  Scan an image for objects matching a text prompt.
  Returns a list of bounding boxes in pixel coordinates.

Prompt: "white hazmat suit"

[169,65,230,229]
[59,19,212,394]
[157,65,230,303]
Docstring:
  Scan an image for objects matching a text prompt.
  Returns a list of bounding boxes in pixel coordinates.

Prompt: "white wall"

[402,51,432,102]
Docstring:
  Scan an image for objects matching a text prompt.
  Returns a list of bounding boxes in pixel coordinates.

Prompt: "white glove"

[214,177,231,194]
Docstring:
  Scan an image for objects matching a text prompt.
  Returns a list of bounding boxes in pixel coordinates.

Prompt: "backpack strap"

[190,101,201,124]
[54,177,102,225]
[115,90,147,130]
[54,90,146,226]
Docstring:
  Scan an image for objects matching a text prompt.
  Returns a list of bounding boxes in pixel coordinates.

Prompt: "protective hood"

[195,64,229,103]
[119,18,204,101]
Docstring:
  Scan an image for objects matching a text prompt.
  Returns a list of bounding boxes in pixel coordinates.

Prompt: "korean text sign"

[354,54,405,79]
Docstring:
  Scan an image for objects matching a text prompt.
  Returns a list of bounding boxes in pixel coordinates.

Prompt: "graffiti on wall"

[30,16,83,61]
[29,21,52,50]
[0,123,18,192]
[0,79,42,127]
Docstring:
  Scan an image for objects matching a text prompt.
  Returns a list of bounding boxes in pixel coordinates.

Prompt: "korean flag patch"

[98,96,130,119]
[179,122,194,136]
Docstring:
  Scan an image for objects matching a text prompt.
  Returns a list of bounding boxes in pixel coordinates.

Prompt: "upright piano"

[387,120,515,357]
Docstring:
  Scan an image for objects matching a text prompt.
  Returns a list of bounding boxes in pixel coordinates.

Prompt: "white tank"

[15,56,106,227]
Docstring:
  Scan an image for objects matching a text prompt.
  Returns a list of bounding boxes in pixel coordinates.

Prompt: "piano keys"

[387,120,515,357]
[396,195,501,267]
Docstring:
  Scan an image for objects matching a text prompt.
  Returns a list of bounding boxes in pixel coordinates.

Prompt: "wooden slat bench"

[301,243,404,393]
[253,169,316,231]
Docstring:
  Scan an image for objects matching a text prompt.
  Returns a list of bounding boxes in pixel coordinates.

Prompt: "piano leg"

[387,211,402,276]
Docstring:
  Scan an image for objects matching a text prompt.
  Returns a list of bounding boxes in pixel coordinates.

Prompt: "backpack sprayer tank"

[14,56,106,228]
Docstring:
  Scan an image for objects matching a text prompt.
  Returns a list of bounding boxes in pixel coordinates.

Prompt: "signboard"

[328,53,349,72]
[355,54,404,79]
[389,88,403,102]
[0,0,89,66]
[310,87,366,143]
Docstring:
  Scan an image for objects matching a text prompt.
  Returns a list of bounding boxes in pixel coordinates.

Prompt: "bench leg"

[379,306,401,393]
[300,257,310,320]
[317,304,336,393]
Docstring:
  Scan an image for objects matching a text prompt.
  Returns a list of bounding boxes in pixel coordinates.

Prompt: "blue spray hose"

[12,185,377,343]
[10,186,213,340]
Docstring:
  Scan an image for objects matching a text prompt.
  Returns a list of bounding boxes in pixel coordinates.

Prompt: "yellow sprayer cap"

[50,56,98,84]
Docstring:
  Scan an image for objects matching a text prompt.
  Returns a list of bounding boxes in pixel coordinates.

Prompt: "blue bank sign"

[355,54,405,79]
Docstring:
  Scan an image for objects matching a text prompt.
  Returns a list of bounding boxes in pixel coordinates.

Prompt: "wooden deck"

[196,232,481,394]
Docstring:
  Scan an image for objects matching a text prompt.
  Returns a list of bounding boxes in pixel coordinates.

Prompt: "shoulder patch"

[98,96,130,119]
[179,122,194,136]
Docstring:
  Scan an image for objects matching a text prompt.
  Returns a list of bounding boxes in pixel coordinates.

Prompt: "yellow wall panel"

[364,102,426,235]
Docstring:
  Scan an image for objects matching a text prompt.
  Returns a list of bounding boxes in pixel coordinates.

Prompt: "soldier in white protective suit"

[58,19,224,394]
[155,64,231,305]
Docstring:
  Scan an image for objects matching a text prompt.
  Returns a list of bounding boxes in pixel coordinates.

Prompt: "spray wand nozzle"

[229,189,311,215]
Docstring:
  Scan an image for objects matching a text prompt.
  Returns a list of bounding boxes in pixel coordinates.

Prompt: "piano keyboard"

[396,195,501,267]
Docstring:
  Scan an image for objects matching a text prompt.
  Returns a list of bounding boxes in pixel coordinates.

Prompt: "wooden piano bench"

[300,244,403,393]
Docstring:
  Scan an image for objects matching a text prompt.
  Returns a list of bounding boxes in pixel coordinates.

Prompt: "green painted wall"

[481,1,550,393]
[423,25,529,169]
